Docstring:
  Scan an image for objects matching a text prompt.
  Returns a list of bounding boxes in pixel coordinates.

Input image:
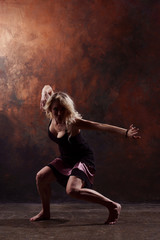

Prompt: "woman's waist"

[59,153,95,168]
[60,150,94,160]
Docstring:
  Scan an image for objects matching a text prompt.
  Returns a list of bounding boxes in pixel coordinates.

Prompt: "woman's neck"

[52,119,66,132]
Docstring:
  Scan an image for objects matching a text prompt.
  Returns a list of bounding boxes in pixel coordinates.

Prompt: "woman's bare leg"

[30,166,56,222]
[66,176,121,225]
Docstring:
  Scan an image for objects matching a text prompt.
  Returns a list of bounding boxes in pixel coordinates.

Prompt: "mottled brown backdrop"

[0,0,160,203]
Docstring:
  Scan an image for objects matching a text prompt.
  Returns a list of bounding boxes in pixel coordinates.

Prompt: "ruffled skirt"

[48,158,95,188]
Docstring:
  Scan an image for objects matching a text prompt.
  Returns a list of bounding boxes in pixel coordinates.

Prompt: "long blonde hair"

[44,92,82,128]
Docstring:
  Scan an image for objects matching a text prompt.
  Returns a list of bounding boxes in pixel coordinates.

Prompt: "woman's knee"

[36,166,55,186]
[36,171,43,185]
[66,186,80,197]
[66,176,84,196]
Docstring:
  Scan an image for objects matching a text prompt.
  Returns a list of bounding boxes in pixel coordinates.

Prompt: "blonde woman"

[30,85,140,224]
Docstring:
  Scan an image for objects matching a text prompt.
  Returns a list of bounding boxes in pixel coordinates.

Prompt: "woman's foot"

[105,203,121,225]
[30,210,50,222]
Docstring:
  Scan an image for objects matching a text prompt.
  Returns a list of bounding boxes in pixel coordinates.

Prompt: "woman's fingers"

[128,124,141,139]
[130,124,133,129]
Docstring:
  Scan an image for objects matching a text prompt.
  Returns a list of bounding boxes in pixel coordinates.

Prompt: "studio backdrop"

[0,0,159,203]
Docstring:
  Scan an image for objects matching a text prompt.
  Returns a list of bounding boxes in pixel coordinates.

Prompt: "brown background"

[0,0,160,203]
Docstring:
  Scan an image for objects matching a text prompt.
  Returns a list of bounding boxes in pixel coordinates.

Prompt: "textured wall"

[0,0,160,202]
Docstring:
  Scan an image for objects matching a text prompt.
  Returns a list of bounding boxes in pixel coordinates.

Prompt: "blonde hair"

[44,92,82,128]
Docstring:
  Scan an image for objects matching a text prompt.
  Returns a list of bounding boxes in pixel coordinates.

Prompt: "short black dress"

[47,124,96,188]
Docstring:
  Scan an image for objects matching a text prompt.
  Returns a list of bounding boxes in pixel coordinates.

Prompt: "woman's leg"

[66,176,121,225]
[30,166,56,221]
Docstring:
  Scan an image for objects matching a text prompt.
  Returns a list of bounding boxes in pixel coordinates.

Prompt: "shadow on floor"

[0,203,159,240]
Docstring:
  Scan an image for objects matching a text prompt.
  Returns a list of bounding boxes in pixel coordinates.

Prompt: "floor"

[0,203,159,240]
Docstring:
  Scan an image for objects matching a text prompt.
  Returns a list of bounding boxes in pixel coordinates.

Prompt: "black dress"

[47,124,96,188]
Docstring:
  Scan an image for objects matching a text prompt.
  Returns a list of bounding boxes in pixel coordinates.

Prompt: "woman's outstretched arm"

[75,119,141,139]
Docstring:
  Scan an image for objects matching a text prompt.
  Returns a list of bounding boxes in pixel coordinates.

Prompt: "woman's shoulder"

[68,120,80,137]
[73,118,93,129]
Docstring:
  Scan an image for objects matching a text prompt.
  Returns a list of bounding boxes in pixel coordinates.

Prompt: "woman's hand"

[126,124,141,139]
[40,85,54,110]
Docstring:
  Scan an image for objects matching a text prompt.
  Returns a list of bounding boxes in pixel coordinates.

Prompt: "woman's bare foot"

[105,203,121,225]
[30,210,50,222]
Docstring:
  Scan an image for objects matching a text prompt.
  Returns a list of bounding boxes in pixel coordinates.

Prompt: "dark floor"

[0,203,159,240]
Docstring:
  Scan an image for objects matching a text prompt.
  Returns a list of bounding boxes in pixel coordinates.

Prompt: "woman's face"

[51,101,67,124]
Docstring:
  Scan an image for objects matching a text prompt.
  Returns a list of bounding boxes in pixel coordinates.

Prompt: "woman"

[30,85,140,224]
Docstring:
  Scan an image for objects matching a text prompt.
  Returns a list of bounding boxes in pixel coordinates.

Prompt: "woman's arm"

[75,118,141,139]
[40,85,54,110]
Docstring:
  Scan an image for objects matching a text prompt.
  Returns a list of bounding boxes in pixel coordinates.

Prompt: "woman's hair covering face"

[44,92,82,127]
